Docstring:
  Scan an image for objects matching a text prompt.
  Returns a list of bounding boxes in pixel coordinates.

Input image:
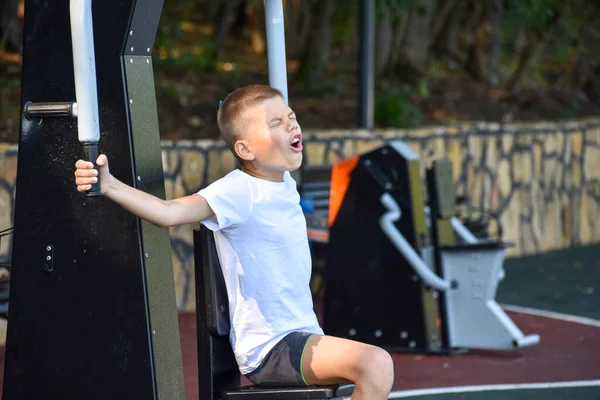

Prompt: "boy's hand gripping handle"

[70,0,102,196]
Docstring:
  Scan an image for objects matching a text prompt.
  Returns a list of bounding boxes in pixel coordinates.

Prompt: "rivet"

[129,30,133,36]
[374,330,382,338]
[400,331,408,339]
[129,58,133,64]
[409,341,416,348]
[147,47,150,53]
[130,47,134,52]
[146,59,150,64]
[348,328,357,336]
[144,253,148,258]
[152,329,156,336]
[46,246,52,251]
[129,99,133,104]
[46,255,51,261]
[137,176,141,181]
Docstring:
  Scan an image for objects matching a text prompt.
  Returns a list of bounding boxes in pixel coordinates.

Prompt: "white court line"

[386,380,600,398]
[500,304,600,327]
[380,305,600,398]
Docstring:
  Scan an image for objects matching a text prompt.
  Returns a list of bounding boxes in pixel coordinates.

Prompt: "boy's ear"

[234,140,255,162]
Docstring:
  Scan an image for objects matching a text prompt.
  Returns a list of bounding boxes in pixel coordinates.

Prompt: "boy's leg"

[301,334,394,400]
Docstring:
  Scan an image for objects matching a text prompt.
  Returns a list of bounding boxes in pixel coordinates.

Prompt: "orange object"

[307,229,330,243]
[328,156,360,227]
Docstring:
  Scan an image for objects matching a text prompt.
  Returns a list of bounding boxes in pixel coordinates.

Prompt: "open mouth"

[290,134,303,152]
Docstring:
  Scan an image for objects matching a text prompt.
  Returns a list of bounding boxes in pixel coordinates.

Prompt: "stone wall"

[1,120,599,310]
[0,144,16,265]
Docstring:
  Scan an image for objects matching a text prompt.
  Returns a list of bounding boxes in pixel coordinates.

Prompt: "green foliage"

[376,0,414,18]
[504,0,561,34]
[153,15,217,73]
[375,82,426,129]
[0,76,20,118]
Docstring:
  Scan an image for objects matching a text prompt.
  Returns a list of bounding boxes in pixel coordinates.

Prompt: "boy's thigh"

[301,334,382,385]
[245,331,314,387]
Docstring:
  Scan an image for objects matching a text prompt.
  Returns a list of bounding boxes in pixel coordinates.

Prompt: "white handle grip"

[70,0,100,144]
[379,193,451,291]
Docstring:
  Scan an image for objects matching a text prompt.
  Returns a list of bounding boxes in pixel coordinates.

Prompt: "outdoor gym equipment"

[323,141,540,354]
[4,0,184,398]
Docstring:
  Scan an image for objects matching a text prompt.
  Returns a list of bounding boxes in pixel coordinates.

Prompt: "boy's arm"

[106,177,214,227]
[75,155,214,227]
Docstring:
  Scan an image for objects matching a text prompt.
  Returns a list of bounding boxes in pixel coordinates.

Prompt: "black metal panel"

[3,1,181,398]
[195,227,230,337]
[222,384,354,400]
[124,0,165,57]
[425,165,451,350]
[323,144,436,351]
[124,54,185,399]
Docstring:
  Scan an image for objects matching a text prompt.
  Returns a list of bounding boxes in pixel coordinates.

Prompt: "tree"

[465,0,504,85]
[293,0,336,90]
[503,0,563,93]
[0,0,21,52]
[429,0,465,69]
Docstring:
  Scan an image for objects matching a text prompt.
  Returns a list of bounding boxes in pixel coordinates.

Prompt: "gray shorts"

[245,331,315,387]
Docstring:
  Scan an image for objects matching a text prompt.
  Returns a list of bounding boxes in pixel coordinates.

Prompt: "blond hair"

[217,85,284,159]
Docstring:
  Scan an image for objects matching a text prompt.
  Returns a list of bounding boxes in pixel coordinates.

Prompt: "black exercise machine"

[321,141,539,354]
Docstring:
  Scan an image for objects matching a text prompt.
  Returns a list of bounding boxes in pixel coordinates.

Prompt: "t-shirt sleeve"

[196,172,254,231]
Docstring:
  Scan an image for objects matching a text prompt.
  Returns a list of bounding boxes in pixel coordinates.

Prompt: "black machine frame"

[4,1,184,398]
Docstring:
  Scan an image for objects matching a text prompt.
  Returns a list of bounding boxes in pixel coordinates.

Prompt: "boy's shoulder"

[205,169,297,197]
[214,169,296,186]
[199,169,250,196]
[221,168,246,180]
[208,168,248,186]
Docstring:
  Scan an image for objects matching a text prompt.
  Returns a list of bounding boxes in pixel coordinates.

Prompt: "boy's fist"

[74,154,111,194]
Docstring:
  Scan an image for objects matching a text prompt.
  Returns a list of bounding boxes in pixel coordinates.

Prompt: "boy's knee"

[372,347,394,379]
[356,346,394,387]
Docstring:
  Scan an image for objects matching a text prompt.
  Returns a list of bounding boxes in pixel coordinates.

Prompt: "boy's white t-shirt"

[197,169,324,374]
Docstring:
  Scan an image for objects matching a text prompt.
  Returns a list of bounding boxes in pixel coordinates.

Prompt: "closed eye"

[269,112,296,127]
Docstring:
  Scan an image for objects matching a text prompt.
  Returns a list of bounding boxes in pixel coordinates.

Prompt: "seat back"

[199,226,231,336]
[424,159,456,350]
[194,226,240,400]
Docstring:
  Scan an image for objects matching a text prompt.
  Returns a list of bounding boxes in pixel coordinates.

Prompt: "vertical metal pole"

[264,0,289,104]
[358,0,375,129]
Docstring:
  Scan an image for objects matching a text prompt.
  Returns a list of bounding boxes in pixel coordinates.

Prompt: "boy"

[74,85,394,399]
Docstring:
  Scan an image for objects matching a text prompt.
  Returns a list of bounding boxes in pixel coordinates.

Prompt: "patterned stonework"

[1,120,599,310]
